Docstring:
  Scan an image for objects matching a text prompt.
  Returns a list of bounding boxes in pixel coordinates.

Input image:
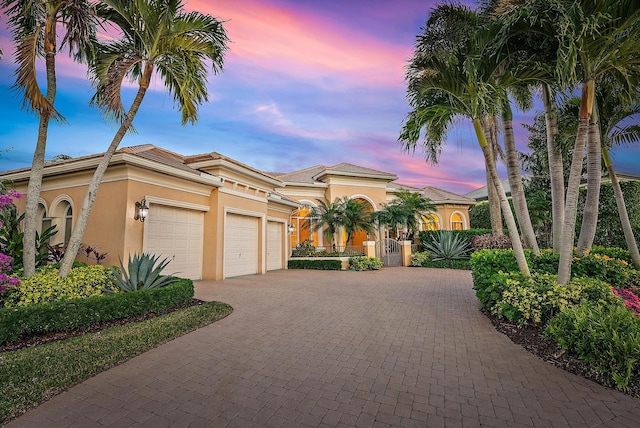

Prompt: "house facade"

[1,145,475,280]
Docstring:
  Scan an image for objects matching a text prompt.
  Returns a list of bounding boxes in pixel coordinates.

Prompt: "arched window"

[63,203,73,243]
[36,203,51,234]
[451,212,464,230]
[421,214,440,231]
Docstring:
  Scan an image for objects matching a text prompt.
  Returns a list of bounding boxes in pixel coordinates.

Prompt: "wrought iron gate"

[375,239,401,266]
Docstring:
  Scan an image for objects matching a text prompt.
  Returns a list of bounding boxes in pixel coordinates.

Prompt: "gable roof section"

[185,151,283,187]
[119,145,199,175]
[422,186,476,205]
[387,182,422,192]
[271,165,327,185]
[313,163,398,181]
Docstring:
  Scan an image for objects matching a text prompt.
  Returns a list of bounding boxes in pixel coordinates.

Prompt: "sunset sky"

[1,0,638,194]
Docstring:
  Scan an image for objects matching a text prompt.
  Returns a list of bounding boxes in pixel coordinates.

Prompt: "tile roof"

[119,145,198,174]
[422,186,476,204]
[272,165,327,184]
[184,151,282,183]
[387,182,423,192]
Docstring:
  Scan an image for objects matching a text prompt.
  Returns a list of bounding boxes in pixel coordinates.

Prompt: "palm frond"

[13,30,63,121]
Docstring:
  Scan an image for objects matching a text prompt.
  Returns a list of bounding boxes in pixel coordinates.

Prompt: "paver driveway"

[7,267,640,427]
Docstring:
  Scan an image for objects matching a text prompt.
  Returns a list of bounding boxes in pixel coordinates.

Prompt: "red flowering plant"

[612,287,640,316]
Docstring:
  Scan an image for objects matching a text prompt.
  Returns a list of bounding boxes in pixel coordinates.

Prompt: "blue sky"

[1,0,638,194]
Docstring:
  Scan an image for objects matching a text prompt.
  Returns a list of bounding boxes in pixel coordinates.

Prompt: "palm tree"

[399,3,531,276]
[3,0,96,277]
[498,0,640,283]
[594,83,640,267]
[341,197,375,245]
[310,198,345,250]
[372,203,410,239]
[388,190,436,238]
[58,0,229,276]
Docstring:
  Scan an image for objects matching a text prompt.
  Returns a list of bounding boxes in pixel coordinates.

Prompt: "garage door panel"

[224,214,259,278]
[144,205,204,280]
[267,221,283,271]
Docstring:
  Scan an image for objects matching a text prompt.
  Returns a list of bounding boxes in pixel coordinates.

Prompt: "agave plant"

[423,231,471,261]
[110,252,177,292]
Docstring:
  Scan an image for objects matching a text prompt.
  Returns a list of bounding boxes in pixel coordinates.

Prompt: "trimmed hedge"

[288,259,342,270]
[420,259,471,270]
[0,279,194,345]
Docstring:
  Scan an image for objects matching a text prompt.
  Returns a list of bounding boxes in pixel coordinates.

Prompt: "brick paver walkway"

[7,268,640,427]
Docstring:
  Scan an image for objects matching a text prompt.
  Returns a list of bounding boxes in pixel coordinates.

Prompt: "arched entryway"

[348,197,376,248]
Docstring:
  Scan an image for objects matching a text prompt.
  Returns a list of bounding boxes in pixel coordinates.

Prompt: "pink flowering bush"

[0,253,20,307]
[0,187,23,306]
[0,189,22,229]
[612,287,640,316]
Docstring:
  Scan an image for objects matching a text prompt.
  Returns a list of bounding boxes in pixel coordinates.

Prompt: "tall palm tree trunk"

[475,118,530,277]
[577,108,601,252]
[558,81,593,284]
[58,69,151,277]
[603,147,640,269]
[542,84,564,253]
[23,17,58,278]
[483,117,503,234]
[502,103,539,254]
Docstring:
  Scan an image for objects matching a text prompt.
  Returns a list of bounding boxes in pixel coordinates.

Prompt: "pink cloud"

[188,0,409,87]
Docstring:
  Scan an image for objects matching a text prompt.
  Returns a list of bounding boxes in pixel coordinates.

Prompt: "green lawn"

[0,301,233,425]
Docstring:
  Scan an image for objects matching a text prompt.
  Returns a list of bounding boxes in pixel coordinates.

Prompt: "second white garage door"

[224,213,259,278]
[144,205,204,280]
[267,221,283,271]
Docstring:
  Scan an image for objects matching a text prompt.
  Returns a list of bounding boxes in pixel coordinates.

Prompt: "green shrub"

[0,279,194,345]
[590,245,633,264]
[287,259,342,270]
[7,265,117,307]
[291,240,316,257]
[410,251,430,267]
[571,252,635,287]
[349,256,383,271]
[470,249,520,307]
[545,302,640,391]
[493,273,617,326]
[421,259,471,270]
[111,252,178,292]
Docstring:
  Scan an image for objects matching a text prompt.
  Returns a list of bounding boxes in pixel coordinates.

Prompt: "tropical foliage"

[110,252,178,292]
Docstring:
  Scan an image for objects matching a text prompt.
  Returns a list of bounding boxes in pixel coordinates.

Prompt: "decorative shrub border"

[288,259,343,270]
[420,259,471,270]
[0,279,194,345]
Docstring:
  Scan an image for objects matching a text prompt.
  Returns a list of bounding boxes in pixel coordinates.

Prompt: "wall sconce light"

[134,198,149,222]
[288,224,295,234]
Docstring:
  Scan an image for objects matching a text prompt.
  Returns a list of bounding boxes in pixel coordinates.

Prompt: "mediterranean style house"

[0,145,475,280]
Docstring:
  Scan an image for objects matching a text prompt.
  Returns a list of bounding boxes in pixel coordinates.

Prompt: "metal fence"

[291,245,365,258]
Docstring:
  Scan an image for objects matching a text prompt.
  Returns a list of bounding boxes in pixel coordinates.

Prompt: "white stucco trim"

[219,187,269,203]
[144,196,210,212]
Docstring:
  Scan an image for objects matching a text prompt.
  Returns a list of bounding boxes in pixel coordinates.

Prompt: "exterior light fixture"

[288,224,295,234]
[134,198,149,222]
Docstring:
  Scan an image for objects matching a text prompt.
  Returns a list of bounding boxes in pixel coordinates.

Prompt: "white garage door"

[144,205,204,280]
[224,213,259,278]
[267,221,283,271]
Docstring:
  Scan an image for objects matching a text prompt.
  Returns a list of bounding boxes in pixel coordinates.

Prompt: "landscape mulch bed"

[482,308,640,398]
[0,299,204,353]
